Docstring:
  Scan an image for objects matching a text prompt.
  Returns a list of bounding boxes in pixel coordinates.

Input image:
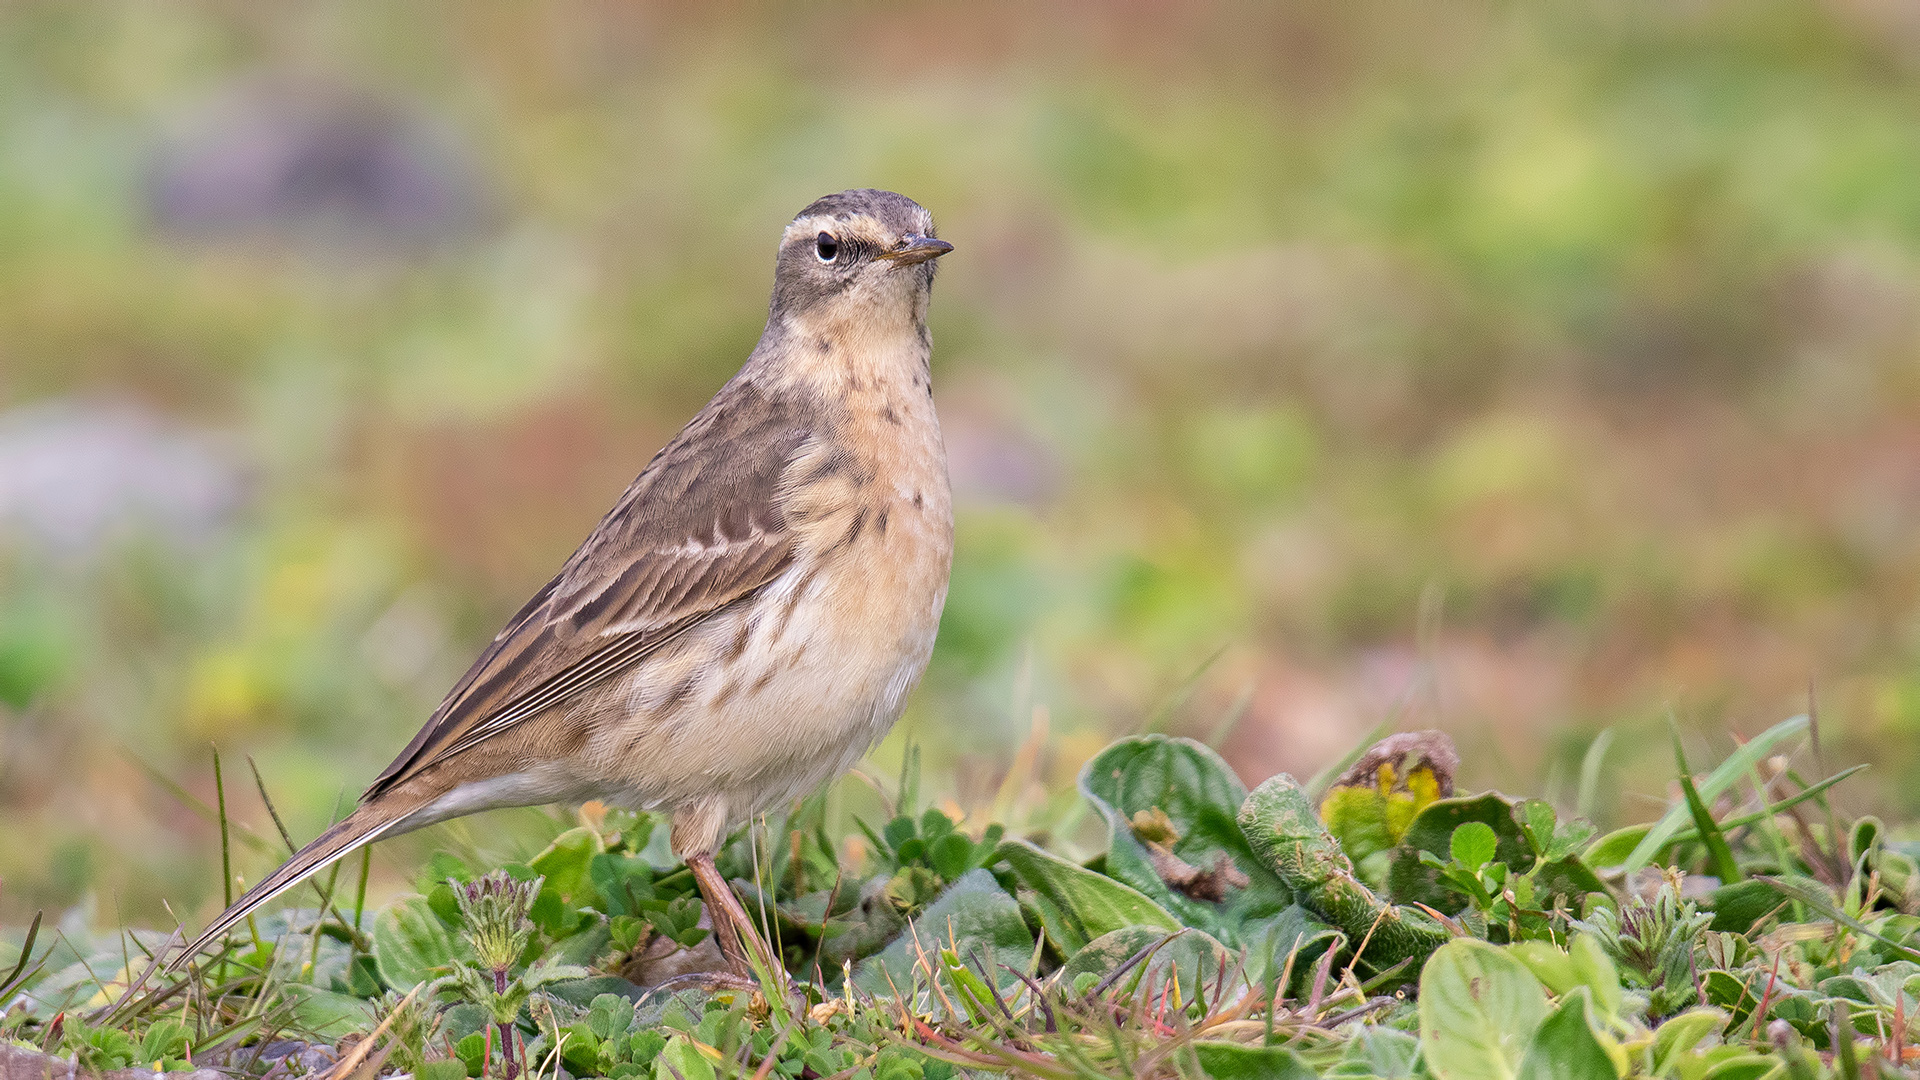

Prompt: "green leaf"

[529,826,604,903]
[1190,1042,1319,1079]
[1507,941,1578,995]
[655,1033,716,1080]
[1240,773,1447,977]
[1419,939,1550,1080]
[590,853,656,917]
[1520,801,1557,857]
[1078,734,1286,939]
[1650,1008,1729,1076]
[1388,794,1530,907]
[1055,925,1166,989]
[418,1060,470,1080]
[1516,987,1617,1080]
[1058,925,1238,1008]
[1585,764,1866,870]
[854,868,1035,998]
[1674,730,1742,884]
[417,852,474,895]
[994,838,1180,952]
[927,832,974,880]
[920,808,953,840]
[283,984,377,1040]
[1583,826,1649,869]
[1620,715,1808,874]
[1451,822,1499,870]
[883,815,918,852]
[373,895,462,990]
[1329,1028,1423,1078]
[1567,933,1622,1022]
[137,1018,191,1064]
[1244,903,1344,992]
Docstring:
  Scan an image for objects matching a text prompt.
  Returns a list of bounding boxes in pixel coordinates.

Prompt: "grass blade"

[1576,727,1614,822]
[1753,875,1920,964]
[0,911,45,999]
[1679,771,1741,883]
[213,744,233,908]
[1621,714,1808,874]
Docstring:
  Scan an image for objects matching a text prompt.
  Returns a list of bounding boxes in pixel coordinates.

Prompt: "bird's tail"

[167,799,419,973]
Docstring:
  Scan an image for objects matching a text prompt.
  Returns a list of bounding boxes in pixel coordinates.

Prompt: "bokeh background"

[4,0,1920,928]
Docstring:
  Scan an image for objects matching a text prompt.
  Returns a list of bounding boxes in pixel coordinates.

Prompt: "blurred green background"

[4,0,1920,927]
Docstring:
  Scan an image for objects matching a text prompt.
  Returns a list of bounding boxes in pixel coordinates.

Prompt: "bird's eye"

[815,232,839,262]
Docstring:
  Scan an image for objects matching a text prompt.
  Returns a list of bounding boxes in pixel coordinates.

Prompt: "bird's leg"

[686,851,784,981]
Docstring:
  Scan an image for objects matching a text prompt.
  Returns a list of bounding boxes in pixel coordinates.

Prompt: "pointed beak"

[875,235,954,266]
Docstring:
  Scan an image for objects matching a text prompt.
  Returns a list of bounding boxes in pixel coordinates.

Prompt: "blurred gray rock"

[0,399,243,556]
[148,79,482,246]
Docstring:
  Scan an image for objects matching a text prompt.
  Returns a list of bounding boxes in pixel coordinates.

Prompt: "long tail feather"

[167,803,413,972]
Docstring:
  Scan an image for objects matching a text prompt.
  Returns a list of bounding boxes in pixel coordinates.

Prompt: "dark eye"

[815,232,839,262]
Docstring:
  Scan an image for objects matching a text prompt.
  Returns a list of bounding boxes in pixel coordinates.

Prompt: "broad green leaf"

[1388,793,1529,908]
[1583,826,1649,869]
[994,838,1180,949]
[529,826,604,902]
[854,868,1034,998]
[1390,793,1603,911]
[1568,933,1622,1022]
[1620,715,1807,874]
[1507,941,1577,995]
[1695,1055,1777,1080]
[542,975,647,1008]
[1419,938,1549,1080]
[1189,1041,1318,1078]
[1151,928,1239,1008]
[373,895,462,990]
[1517,987,1618,1080]
[1077,734,1287,939]
[1651,1008,1729,1076]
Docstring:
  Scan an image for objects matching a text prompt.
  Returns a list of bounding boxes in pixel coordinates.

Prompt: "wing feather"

[363,378,817,800]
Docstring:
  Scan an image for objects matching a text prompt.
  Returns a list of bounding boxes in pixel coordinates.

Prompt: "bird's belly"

[575,509,950,821]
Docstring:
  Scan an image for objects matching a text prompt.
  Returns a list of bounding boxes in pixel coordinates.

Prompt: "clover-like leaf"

[1451,822,1499,871]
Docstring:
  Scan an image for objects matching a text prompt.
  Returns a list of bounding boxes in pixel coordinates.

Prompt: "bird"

[169,189,954,979]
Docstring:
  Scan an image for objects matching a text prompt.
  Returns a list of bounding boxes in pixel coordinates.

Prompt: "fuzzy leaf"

[1240,773,1447,977]
[1078,734,1288,940]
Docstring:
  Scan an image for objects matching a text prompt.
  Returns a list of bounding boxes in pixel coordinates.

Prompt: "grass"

[2,717,1915,1078]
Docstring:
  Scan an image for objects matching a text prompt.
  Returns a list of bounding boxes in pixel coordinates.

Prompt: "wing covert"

[363,378,818,800]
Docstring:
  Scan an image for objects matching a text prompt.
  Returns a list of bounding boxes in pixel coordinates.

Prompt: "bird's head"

[769,189,951,328]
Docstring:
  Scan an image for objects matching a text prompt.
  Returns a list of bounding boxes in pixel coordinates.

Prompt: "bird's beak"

[875,235,954,266]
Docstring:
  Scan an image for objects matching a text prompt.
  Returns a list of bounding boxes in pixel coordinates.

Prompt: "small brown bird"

[171,189,954,978]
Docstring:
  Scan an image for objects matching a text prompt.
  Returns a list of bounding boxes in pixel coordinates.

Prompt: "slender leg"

[686,851,784,980]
